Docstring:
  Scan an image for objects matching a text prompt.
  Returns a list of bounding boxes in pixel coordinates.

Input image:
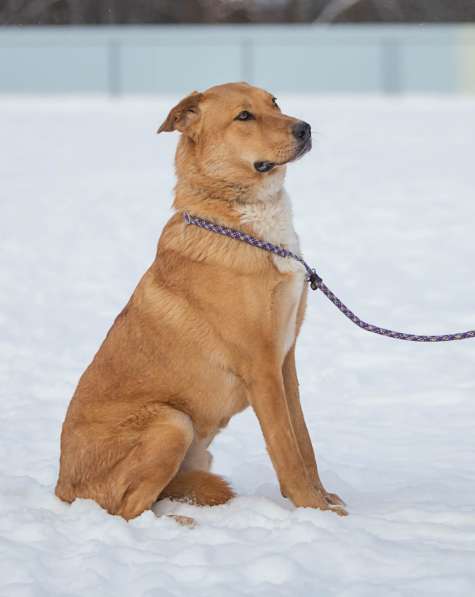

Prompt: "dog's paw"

[327,502,348,516]
[166,514,197,528]
[324,491,346,507]
[314,488,348,516]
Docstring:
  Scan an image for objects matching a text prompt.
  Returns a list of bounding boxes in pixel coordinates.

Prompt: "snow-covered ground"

[1,94,475,597]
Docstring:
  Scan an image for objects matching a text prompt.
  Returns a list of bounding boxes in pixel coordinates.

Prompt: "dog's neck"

[171,138,301,272]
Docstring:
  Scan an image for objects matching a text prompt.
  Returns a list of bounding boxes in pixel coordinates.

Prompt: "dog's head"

[158,82,311,194]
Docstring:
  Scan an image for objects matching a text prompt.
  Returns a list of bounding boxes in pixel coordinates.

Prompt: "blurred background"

[3,0,475,24]
[1,0,475,94]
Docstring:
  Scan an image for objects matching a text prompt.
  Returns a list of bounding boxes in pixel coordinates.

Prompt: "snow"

[1,94,475,596]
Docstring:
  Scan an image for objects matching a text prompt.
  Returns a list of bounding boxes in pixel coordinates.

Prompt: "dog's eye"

[272,97,279,108]
[235,111,254,121]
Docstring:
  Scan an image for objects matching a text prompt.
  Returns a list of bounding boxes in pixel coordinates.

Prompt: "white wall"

[0,25,474,95]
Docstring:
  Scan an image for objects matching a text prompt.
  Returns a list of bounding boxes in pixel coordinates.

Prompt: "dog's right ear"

[157,91,203,138]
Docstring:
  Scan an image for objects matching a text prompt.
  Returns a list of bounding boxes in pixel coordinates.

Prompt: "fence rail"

[1,25,474,94]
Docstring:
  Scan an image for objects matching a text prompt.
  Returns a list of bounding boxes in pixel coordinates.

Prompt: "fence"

[0,25,474,95]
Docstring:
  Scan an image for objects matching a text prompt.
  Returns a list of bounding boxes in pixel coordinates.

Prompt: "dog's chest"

[276,273,305,358]
[237,191,305,356]
[237,190,304,274]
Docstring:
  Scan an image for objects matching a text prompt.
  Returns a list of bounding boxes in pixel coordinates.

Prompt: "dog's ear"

[157,91,203,138]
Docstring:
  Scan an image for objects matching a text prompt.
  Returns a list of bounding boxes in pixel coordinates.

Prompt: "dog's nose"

[292,121,311,142]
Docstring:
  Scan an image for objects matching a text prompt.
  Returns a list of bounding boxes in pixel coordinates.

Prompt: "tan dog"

[55,82,346,520]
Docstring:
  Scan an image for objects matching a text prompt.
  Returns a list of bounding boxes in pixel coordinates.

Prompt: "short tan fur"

[55,82,346,520]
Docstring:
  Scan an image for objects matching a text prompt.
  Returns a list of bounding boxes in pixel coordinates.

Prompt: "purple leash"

[183,212,475,342]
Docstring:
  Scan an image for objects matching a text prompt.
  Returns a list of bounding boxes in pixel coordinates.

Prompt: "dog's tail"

[160,470,235,506]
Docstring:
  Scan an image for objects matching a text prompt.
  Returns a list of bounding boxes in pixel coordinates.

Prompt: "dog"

[55,82,346,520]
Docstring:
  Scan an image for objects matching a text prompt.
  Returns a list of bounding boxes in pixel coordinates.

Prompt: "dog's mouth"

[253,138,312,174]
[254,160,276,173]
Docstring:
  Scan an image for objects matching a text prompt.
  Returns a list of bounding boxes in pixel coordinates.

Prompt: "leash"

[183,211,475,342]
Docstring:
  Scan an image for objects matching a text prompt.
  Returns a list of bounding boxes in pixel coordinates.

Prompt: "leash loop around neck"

[183,211,475,343]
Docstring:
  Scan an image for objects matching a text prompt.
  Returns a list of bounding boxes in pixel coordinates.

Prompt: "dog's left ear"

[157,91,203,139]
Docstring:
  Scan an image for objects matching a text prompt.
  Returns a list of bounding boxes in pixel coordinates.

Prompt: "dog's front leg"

[246,367,336,511]
[282,344,321,487]
[282,345,346,511]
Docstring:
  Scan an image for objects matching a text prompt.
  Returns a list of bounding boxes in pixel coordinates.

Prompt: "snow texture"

[1,95,475,597]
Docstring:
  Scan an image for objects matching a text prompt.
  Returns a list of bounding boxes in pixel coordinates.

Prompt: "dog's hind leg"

[100,405,194,520]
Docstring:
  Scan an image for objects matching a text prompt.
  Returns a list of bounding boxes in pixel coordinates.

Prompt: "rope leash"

[183,212,475,342]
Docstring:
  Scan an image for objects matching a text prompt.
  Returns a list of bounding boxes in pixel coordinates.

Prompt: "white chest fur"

[280,273,305,356]
[237,189,305,274]
[237,189,305,357]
